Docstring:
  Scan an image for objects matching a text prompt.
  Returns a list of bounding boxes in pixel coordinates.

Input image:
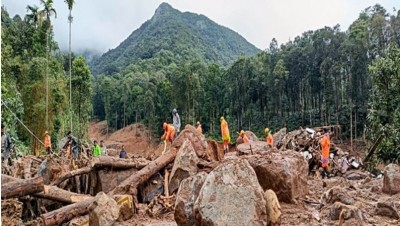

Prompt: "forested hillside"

[90,3,260,74]
[92,5,400,162]
[1,2,92,155]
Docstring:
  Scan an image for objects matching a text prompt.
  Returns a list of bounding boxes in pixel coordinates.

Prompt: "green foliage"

[90,3,260,74]
[1,5,90,155]
[368,44,400,163]
[92,4,399,155]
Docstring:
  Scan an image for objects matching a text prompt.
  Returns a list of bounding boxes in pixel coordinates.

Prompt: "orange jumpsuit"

[197,125,202,134]
[242,134,250,143]
[266,134,273,146]
[320,135,330,168]
[44,134,51,148]
[220,119,231,145]
[162,124,176,142]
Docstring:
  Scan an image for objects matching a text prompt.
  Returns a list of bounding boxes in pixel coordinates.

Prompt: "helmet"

[264,128,270,134]
[45,130,49,134]
[163,122,167,129]
[220,116,224,122]
[239,130,245,135]
[197,121,200,125]
[172,108,177,114]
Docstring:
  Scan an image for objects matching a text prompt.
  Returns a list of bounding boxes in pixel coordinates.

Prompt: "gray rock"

[245,150,308,203]
[194,159,267,226]
[169,139,200,193]
[382,164,400,195]
[174,172,208,226]
[89,192,120,226]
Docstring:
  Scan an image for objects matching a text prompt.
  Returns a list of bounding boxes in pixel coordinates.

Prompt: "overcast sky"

[2,0,399,54]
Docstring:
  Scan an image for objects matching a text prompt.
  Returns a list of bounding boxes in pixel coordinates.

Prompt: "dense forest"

[2,2,400,162]
[1,0,92,155]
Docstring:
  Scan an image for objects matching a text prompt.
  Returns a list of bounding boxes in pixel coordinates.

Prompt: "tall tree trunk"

[69,9,72,133]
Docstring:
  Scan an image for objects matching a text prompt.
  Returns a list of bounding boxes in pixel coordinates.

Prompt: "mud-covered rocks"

[174,172,208,226]
[173,125,209,160]
[237,141,270,155]
[89,192,120,226]
[169,139,200,193]
[245,151,308,203]
[193,159,267,226]
[382,164,400,195]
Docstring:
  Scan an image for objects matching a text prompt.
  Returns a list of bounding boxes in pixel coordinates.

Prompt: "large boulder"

[194,159,268,226]
[174,172,208,226]
[382,164,400,195]
[237,141,271,155]
[89,192,120,226]
[173,125,209,160]
[169,139,200,193]
[272,128,286,147]
[97,168,138,193]
[264,189,281,226]
[245,150,308,203]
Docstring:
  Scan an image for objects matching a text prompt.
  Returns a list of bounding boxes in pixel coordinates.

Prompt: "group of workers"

[161,111,332,177]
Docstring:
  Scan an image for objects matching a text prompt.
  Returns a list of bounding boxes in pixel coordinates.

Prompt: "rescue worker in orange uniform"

[196,121,202,134]
[319,129,331,178]
[265,128,274,147]
[238,130,250,143]
[161,122,176,143]
[44,130,52,154]
[220,117,231,154]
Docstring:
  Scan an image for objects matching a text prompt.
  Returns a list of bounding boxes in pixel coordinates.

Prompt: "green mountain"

[91,2,261,74]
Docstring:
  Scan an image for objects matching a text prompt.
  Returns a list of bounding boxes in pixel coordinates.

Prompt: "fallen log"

[363,134,385,163]
[36,186,91,203]
[91,156,148,169]
[50,166,92,186]
[108,148,177,196]
[1,174,91,203]
[40,196,96,226]
[1,176,44,199]
[50,158,148,187]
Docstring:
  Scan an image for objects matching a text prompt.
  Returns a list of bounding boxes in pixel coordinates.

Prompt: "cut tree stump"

[1,176,44,199]
[108,149,177,196]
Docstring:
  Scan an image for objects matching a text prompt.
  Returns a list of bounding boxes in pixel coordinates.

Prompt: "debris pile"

[278,127,363,176]
[1,124,399,226]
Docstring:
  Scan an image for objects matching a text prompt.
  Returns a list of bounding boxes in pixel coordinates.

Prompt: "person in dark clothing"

[120,145,127,159]
[2,124,12,166]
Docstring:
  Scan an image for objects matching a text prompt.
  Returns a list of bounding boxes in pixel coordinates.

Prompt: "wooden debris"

[108,148,177,196]
[1,176,44,199]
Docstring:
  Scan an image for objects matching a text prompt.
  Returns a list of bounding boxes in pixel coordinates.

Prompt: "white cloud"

[2,0,399,53]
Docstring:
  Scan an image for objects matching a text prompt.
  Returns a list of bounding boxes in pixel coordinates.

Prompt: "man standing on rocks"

[1,124,12,166]
[320,129,331,178]
[92,140,101,157]
[196,121,202,134]
[220,117,231,154]
[265,128,274,147]
[172,108,181,138]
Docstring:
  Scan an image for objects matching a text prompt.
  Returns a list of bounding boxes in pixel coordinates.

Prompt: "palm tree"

[39,0,57,130]
[65,0,75,133]
[26,5,40,26]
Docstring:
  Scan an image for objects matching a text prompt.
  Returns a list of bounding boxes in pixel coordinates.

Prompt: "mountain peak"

[154,2,176,17]
[91,3,260,74]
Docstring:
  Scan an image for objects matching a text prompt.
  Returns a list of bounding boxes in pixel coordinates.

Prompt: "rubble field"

[1,124,399,226]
